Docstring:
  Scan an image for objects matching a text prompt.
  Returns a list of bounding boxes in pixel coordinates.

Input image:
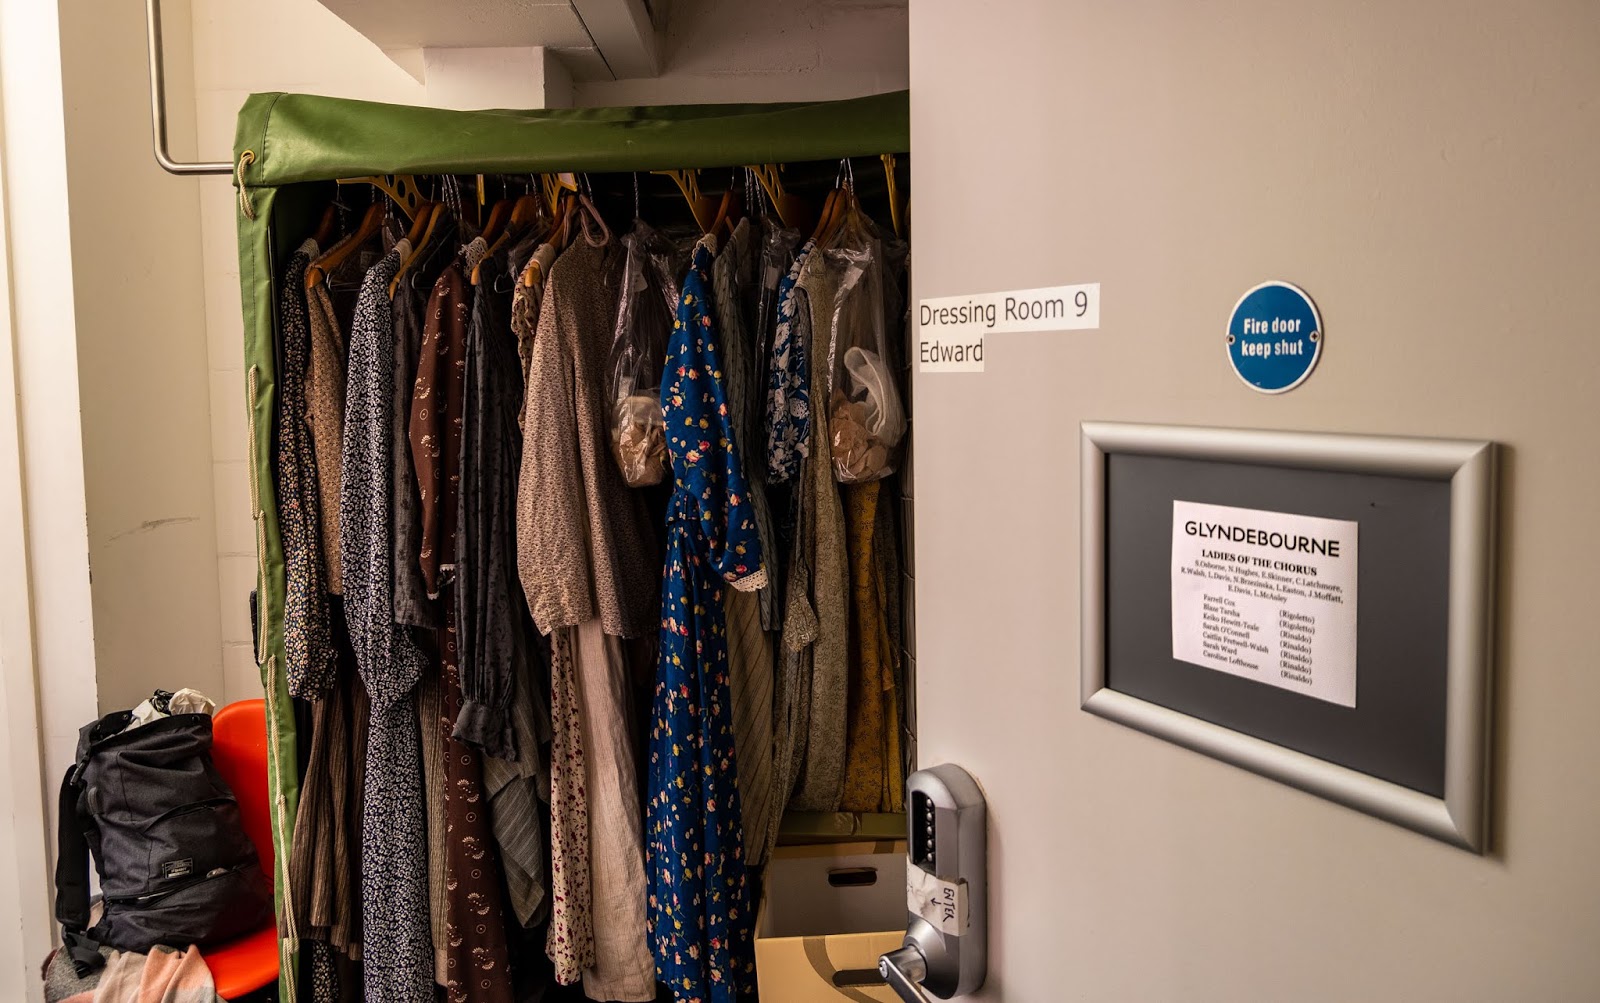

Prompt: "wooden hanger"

[840,189,872,245]
[523,193,570,288]
[469,197,524,286]
[749,164,811,234]
[306,201,384,290]
[472,194,546,286]
[335,175,425,222]
[510,193,545,233]
[880,153,903,237]
[389,203,446,299]
[809,190,835,241]
[709,187,743,239]
[652,169,721,233]
[816,158,866,247]
[401,199,435,248]
[311,205,338,248]
[819,186,858,248]
[478,198,514,248]
[520,251,550,292]
[540,172,578,216]
[811,188,842,242]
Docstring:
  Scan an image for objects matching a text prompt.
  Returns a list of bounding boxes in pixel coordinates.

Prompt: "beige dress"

[518,239,657,998]
[726,588,777,865]
[518,239,659,639]
[789,251,851,811]
[712,225,780,866]
[573,621,655,1002]
[305,281,347,593]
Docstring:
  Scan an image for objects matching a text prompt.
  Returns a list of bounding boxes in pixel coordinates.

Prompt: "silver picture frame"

[1080,422,1497,852]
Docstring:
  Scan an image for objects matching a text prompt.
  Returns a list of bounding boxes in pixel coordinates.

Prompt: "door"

[909,2,1600,998]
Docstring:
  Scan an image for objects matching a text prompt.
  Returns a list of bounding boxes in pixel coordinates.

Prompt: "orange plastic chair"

[202,699,281,1000]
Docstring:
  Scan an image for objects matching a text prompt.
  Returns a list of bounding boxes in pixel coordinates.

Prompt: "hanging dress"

[492,239,560,935]
[514,243,597,987]
[339,240,434,1002]
[648,236,767,1003]
[711,223,778,869]
[462,247,555,932]
[394,267,453,985]
[713,220,779,629]
[789,249,850,812]
[278,241,337,701]
[409,252,515,1003]
[291,245,371,1003]
[454,250,523,759]
[306,276,349,595]
[765,245,820,855]
[839,482,895,812]
[520,238,657,999]
[764,241,815,484]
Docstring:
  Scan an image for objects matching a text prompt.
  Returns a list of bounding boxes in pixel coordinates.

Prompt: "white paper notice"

[1171,501,1359,707]
[907,866,969,936]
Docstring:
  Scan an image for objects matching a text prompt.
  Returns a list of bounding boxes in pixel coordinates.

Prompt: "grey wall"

[909,2,1600,998]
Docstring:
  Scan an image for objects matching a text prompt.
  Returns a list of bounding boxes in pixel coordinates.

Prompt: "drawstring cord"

[236,150,257,220]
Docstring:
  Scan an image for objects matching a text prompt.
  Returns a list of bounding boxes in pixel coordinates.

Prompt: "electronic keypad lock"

[879,764,987,1001]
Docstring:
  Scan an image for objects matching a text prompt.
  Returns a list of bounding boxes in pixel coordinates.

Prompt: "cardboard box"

[755,841,908,1003]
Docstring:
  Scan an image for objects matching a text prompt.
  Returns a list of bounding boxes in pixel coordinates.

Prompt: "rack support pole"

[146,0,233,176]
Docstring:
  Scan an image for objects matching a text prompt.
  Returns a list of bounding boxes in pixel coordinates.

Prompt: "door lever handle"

[879,945,934,1003]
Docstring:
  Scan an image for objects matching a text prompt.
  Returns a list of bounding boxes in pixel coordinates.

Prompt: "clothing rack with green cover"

[229,89,909,998]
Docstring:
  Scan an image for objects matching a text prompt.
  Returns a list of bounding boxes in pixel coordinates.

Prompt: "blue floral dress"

[764,240,815,482]
[648,238,768,1003]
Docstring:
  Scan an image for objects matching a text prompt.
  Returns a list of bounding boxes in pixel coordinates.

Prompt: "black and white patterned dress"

[277,239,336,699]
[339,240,435,1002]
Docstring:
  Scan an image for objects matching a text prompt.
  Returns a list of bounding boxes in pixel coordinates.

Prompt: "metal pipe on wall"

[146,0,232,175]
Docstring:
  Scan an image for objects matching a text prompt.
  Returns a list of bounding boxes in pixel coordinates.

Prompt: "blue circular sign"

[1226,281,1322,393]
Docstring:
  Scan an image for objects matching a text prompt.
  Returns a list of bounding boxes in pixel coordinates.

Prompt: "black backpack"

[54,708,273,974]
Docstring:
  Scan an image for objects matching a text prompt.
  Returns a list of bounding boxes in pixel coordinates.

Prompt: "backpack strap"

[54,765,103,976]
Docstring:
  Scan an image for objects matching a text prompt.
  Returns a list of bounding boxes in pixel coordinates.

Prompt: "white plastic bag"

[607,220,691,486]
[825,211,906,483]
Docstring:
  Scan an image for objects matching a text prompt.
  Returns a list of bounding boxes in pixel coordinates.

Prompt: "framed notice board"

[1080,422,1496,851]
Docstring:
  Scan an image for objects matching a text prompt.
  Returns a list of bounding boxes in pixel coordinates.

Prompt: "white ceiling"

[318,1,592,49]
[317,0,660,81]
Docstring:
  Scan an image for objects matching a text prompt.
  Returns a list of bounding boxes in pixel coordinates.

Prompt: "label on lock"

[907,867,969,936]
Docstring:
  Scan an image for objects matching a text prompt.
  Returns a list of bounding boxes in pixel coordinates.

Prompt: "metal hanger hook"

[444,174,464,223]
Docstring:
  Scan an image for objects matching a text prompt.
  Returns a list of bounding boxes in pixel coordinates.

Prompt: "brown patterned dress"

[408,258,514,1003]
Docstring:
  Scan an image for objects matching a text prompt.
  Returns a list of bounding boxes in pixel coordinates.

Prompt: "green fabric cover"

[233,182,302,1000]
[233,90,908,185]
[231,89,908,999]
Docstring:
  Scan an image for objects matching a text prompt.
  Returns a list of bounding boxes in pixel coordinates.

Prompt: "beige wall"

[189,0,428,702]
[0,11,61,987]
[0,3,129,992]
[575,0,908,106]
[59,0,225,716]
[910,1,1600,999]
